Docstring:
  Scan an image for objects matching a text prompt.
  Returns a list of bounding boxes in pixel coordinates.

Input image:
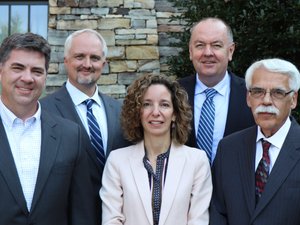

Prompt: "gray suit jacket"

[210,120,300,225]
[0,110,96,225]
[40,85,130,224]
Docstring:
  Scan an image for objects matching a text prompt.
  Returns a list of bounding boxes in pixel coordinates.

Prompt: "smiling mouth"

[17,86,33,93]
[149,121,163,124]
[202,61,216,64]
[80,70,93,74]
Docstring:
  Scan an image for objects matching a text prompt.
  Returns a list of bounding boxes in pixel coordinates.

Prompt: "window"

[0,1,48,43]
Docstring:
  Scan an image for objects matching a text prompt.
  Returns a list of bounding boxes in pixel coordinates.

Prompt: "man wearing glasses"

[210,58,300,225]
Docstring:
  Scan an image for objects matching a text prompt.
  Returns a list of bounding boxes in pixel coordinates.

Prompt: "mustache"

[254,105,280,116]
[78,66,95,73]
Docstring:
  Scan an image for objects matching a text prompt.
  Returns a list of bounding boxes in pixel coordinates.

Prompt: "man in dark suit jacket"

[0,33,96,224]
[179,17,254,163]
[41,29,130,224]
[210,58,300,225]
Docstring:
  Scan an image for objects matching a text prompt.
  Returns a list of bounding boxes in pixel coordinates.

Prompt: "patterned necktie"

[85,99,105,167]
[197,88,217,163]
[255,140,271,203]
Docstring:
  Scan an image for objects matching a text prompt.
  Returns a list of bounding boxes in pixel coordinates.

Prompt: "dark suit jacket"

[0,110,96,225]
[40,85,130,224]
[210,120,300,225]
[178,72,255,148]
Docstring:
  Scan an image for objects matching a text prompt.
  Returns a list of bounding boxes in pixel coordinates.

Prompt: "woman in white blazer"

[100,74,212,225]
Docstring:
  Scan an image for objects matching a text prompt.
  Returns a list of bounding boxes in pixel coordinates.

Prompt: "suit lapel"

[53,86,84,124]
[159,144,185,225]
[0,119,28,214]
[239,127,257,215]
[30,111,60,212]
[54,86,100,168]
[251,121,300,221]
[99,93,117,156]
[129,142,153,224]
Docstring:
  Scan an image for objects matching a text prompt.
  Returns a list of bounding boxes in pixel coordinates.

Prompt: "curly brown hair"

[121,74,192,144]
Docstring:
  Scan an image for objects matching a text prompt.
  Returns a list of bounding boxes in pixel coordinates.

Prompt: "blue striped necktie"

[197,88,217,163]
[85,99,105,167]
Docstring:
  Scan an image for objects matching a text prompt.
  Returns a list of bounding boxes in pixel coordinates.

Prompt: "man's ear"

[291,91,298,110]
[228,43,235,62]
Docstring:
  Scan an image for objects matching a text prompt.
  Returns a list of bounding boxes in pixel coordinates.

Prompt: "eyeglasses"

[248,87,294,100]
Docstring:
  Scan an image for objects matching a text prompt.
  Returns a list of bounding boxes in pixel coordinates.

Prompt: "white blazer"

[100,141,212,225]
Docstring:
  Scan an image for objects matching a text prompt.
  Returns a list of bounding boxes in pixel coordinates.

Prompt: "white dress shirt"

[0,99,41,211]
[66,80,108,154]
[194,72,230,161]
[255,117,291,172]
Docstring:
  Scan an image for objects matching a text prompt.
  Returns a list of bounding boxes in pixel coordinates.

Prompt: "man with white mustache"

[210,58,300,225]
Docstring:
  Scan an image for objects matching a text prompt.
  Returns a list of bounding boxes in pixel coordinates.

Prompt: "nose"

[262,91,272,104]
[203,45,213,55]
[21,69,34,83]
[83,57,92,68]
[152,104,161,116]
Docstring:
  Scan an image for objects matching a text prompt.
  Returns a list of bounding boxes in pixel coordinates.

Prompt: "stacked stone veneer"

[47,0,185,98]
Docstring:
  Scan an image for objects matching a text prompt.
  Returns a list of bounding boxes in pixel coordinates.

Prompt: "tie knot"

[85,99,94,110]
[205,88,217,99]
[262,140,271,153]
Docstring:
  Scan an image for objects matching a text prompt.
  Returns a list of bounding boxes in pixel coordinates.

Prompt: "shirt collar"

[256,117,291,149]
[195,71,230,97]
[0,99,41,129]
[66,80,102,107]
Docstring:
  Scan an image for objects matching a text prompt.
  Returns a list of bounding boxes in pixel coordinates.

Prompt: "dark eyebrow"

[32,67,46,73]
[10,62,25,67]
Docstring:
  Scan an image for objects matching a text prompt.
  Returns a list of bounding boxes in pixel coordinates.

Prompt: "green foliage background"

[167,0,300,121]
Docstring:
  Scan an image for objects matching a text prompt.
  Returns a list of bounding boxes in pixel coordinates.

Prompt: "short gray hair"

[245,58,300,91]
[64,29,108,58]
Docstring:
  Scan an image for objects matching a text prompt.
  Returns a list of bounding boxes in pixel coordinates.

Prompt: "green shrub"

[167,0,300,121]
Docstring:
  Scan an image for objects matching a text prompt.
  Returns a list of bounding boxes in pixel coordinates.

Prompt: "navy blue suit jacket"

[178,72,255,148]
[211,120,300,225]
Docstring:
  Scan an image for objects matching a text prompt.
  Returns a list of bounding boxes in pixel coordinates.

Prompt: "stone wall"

[47,0,185,98]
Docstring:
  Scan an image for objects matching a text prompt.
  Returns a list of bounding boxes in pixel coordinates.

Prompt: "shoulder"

[288,119,300,137]
[229,71,246,85]
[41,109,79,131]
[40,86,68,104]
[178,75,196,86]
[43,85,67,99]
[108,144,137,161]
[173,144,211,177]
[173,144,209,164]
[99,92,122,109]
[219,126,256,149]
[100,92,121,105]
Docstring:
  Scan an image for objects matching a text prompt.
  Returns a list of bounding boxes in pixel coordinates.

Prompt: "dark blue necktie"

[85,99,105,167]
[197,88,217,163]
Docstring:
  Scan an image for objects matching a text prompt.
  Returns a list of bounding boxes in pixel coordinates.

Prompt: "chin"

[77,77,95,85]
